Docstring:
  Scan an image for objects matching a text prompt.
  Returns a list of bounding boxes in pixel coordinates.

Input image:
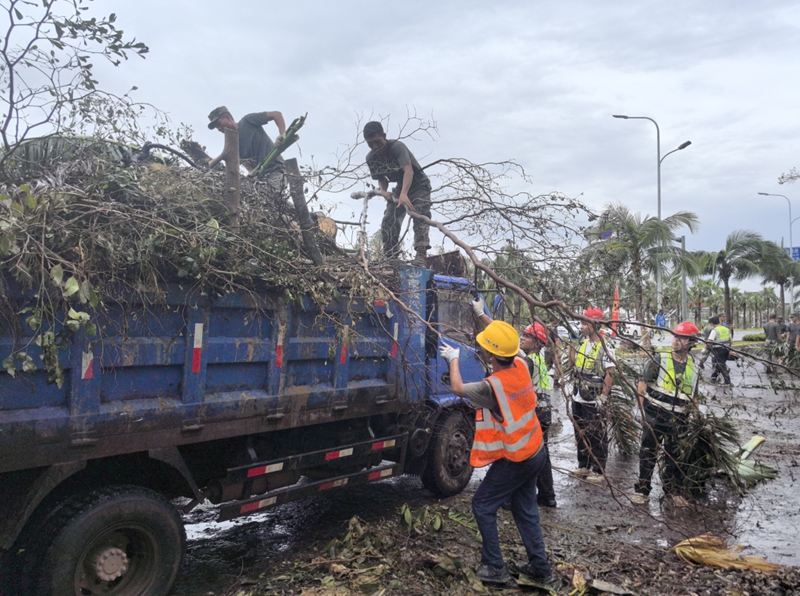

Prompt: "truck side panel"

[0,270,435,473]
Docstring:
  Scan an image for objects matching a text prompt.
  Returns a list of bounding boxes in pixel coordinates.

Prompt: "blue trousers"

[471,449,551,577]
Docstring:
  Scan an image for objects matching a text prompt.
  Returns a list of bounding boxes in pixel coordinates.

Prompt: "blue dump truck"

[0,266,486,596]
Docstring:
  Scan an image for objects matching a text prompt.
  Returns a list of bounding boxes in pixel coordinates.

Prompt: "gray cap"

[207,106,231,130]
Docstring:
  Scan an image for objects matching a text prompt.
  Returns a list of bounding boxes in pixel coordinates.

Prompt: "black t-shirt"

[789,322,800,345]
[238,112,285,176]
[764,321,782,342]
[366,140,431,199]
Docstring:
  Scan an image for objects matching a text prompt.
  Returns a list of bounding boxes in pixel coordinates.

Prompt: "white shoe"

[569,467,590,478]
[585,472,605,485]
[630,493,648,505]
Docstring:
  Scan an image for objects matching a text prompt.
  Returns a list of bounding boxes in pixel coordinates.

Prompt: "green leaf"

[79,280,92,304]
[63,277,79,297]
[21,356,37,373]
[85,323,97,336]
[24,194,37,210]
[66,320,80,332]
[3,356,16,377]
[50,264,64,285]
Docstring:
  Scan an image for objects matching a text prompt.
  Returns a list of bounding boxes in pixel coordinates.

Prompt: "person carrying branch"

[439,319,557,588]
[363,121,432,265]
[631,322,700,508]
[207,106,287,192]
[569,308,614,485]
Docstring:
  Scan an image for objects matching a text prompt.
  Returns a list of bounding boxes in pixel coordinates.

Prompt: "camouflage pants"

[381,188,431,260]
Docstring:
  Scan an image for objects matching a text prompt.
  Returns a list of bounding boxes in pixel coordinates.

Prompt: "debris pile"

[214,499,800,596]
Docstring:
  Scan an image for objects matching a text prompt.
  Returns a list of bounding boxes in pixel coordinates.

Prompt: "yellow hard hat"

[476,320,520,358]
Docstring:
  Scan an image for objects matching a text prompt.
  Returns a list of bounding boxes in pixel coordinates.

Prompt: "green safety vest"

[575,340,605,387]
[527,350,552,392]
[714,325,731,344]
[647,352,697,407]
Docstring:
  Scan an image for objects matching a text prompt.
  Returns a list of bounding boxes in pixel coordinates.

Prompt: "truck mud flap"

[218,462,401,522]
[223,433,407,485]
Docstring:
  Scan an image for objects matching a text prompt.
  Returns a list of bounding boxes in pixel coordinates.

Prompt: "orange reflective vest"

[470,358,544,468]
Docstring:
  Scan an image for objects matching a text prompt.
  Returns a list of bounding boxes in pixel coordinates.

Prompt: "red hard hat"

[583,307,604,321]
[673,321,700,336]
[523,322,548,343]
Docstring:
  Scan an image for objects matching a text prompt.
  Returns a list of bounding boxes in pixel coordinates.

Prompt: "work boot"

[537,497,557,508]
[585,472,605,485]
[569,467,590,479]
[510,562,563,589]
[411,250,427,267]
[475,564,512,586]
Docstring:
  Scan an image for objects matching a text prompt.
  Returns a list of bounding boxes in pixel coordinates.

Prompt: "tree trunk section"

[285,158,323,267]
[222,128,240,228]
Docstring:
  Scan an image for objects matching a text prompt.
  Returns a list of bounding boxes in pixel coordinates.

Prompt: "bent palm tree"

[696,231,764,325]
[586,202,698,322]
[760,241,800,319]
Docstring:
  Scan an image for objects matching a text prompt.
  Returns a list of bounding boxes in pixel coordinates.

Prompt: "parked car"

[619,320,644,338]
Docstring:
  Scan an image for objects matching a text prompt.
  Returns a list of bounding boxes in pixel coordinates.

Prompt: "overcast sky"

[92,0,800,285]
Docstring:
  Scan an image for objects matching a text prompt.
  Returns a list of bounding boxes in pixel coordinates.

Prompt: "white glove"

[275,134,285,146]
[472,297,485,317]
[439,344,460,363]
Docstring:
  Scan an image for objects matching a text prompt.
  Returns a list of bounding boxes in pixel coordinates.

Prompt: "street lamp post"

[674,235,688,321]
[758,192,794,311]
[613,114,691,313]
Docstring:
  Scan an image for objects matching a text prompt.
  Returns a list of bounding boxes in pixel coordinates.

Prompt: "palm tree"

[729,287,743,328]
[696,230,764,324]
[760,241,800,319]
[689,278,716,323]
[586,203,699,322]
[760,287,779,322]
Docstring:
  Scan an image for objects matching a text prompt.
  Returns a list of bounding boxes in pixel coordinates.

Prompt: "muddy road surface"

[172,356,800,595]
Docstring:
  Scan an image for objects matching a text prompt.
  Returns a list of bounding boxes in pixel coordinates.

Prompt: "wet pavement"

[172,351,800,595]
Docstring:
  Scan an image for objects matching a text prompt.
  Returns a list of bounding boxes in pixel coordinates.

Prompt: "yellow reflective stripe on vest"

[650,352,696,401]
[528,351,552,391]
[715,325,731,342]
[575,340,603,374]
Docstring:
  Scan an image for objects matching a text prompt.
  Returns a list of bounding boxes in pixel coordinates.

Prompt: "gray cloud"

[89,0,800,261]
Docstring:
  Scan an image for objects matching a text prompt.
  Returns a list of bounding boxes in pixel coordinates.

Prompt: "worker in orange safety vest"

[440,319,557,588]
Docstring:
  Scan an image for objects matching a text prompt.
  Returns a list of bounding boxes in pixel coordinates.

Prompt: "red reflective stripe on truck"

[369,469,393,480]
[340,345,347,364]
[192,323,203,373]
[247,462,284,477]
[371,439,396,450]
[81,351,94,380]
[276,345,283,368]
[319,478,348,491]
[325,447,353,461]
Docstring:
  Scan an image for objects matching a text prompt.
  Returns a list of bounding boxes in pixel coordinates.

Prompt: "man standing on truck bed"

[439,320,558,589]
[363,121,431,265]
[208,106,287,191]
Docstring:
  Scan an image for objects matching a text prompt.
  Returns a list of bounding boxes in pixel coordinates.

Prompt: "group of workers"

[206,107,431,266]
[439,302,706,587]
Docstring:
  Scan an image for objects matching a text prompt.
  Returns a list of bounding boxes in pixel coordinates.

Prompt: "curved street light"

[758,192,794,310]
[613,114,692,311]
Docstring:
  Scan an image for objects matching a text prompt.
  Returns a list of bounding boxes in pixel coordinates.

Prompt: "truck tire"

[18,485,185,596]
[422,411,474,497]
